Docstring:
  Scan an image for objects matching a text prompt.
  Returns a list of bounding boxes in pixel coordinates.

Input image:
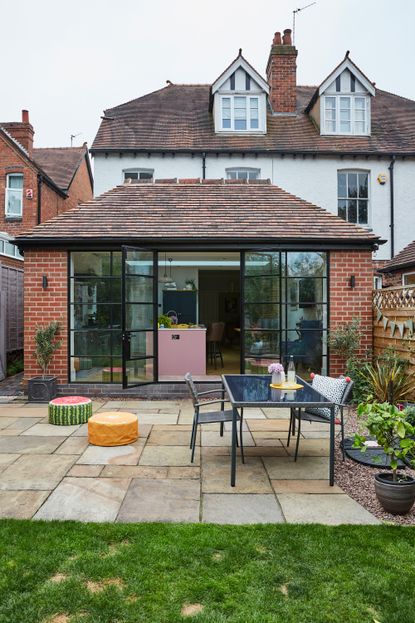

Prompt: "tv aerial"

[293,2,317,44]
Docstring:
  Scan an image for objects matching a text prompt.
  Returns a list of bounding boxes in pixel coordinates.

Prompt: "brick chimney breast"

[266,27,298,114]
[3,110,35,155]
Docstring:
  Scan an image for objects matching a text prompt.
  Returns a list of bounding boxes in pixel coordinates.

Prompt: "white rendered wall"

[93,152,415,260]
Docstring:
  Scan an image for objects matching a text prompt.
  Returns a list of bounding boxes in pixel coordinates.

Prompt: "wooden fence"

[373,286,415,371]
[0,262,24,380]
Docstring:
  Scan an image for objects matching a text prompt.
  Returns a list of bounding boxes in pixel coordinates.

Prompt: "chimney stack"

[4,109,35,155]
[266,28,298,114]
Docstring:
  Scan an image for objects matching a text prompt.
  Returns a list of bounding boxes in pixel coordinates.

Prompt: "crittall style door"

[122,247,158,388]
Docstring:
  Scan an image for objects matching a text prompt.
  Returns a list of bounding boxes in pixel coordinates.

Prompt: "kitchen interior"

[157,251,241,380]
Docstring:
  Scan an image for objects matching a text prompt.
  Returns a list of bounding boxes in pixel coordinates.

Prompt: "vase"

[272,372,282,385]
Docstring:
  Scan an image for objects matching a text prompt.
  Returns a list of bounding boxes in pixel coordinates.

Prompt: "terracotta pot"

[374,472,415,515]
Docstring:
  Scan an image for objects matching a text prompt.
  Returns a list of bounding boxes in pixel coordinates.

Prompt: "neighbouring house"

[91,28,415,274]
[379,240,415,287]
[0,109,93,379]
[15,179,382,395]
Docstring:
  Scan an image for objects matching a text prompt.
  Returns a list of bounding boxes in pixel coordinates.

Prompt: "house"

[16,178,381,394]
[91,28,415,270]
[379,240,415,287]
[0,110,93,379]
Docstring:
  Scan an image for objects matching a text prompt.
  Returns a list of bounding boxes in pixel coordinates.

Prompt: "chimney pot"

[282,28,292,45]
[273,31,282,45]
[22,109,29,124]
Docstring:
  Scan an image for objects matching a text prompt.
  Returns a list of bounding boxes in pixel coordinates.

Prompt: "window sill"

[5,217,23,222]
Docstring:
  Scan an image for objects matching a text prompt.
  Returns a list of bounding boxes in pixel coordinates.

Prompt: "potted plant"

[354,401,415,514]
[268,362,285,385]
[185,279,196,291]
[28,321,62,402]
[158,314,172,328]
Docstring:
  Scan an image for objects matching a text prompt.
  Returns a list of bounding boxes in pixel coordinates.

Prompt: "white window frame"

[337,169,370,227]
[402,272,415,286]
[220,95,261,132]
[122,168,154,182]
[322,95,370,135]
[373,275,383,290]
[0,233,23,261]
[5,173,23,218]
[226,167,261,180]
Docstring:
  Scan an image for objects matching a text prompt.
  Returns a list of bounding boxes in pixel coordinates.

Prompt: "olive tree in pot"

[28,321,62,403]
[354,401,415,514]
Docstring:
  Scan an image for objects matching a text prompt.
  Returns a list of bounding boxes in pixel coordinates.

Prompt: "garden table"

[222,374,336,487]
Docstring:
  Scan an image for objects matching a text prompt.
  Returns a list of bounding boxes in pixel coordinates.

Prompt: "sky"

[1,0,414,148]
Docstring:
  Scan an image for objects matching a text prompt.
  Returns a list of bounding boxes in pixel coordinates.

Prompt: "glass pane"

[72,251,111,277]
[348,199,357,223]
[73,277,119,304]
[235,119,247,130]
[125,250,153,276]
[6,189,22,216]
[124,171,138,181]
[325,97,336,110]
[338,173,347,197]
[8,174,23,189]
[245,252,280,276]
[125,358,154,384]
[73,330,113,356]
[355,121,365,133]
[340,97,350,110]
[355,97,365,109]
[139,171,153,180]
[403,274,415,285]
[340,120,351,132]
[287,252,326,277]
[358,173,368,198]
[72,304,122,330]
[223,119,231,129]
[283,330,324,372]
[245,276,279,303]
[248,170,259,180]
[70,357,112,383]
[358,200,368,224]
[245,304,280,330]
[285,303,325,332]
[126,275,153,303]
[125,303,153,331]
[128,331,154,358]
[244,330,280,363]
[347,173,358,198]
[338,199,347,220]
[237,171,248,180]
[227,171,237,179]
[250,119,259,129]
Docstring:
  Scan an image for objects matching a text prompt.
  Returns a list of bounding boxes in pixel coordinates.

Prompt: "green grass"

[0,521,414,623]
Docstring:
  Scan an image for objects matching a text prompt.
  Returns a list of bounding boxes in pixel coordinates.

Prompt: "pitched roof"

[211,51,269,94]
[16,179,381,247]
[380,240,415,273]
[91,84,415,155]
[33,145,89,191]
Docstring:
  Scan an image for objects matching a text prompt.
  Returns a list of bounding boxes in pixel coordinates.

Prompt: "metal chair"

[206,322,225,368]
[184,372,244,463]
[287,375,354,461]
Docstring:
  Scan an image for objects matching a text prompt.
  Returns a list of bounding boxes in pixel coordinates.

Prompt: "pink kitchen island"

[158,328,207,376]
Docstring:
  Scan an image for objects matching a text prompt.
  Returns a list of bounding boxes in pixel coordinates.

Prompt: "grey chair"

[184,372,244,463]
[206,322,225,368]
[287,375,354,461]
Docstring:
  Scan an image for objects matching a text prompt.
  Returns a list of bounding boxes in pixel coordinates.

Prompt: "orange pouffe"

[88,411,138,447]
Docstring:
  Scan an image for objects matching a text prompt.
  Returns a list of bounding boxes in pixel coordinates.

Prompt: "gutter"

[37,174,42,225]
[388,155,396,258]
[201,152,206,179]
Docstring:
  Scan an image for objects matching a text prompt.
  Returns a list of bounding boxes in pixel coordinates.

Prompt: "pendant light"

[159,252,170,283]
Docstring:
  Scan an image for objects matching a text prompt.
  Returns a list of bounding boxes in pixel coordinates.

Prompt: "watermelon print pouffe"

[49,396,92,425]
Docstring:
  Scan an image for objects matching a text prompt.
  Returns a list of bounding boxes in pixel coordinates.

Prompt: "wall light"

[349,275,356,289]
[42,275,48,289]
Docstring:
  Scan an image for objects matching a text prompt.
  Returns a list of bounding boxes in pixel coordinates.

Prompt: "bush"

[35,322,62,378]
[328,317,363,361]
[356,349,415,404]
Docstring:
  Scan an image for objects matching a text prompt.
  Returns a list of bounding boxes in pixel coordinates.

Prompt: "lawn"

[0,521,414,623]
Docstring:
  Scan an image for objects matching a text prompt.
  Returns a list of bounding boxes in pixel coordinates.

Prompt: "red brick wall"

[329,250,374,375]
[23,249,68,383]
[0,135,92,237]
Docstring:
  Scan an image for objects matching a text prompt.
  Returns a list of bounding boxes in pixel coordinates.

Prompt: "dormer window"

[323,95,369,135]
[221,96,260,131]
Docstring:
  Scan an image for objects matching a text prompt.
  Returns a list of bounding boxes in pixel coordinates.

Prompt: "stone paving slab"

[34,477,130,522]
[0,417,20,429]
[72,424,89,437]
[147,429,196,446]
[21,423,81,436]
[77,443,143,466]
[277,493,381,525]
[202,494,284,524]
[0,454,75,490]
[117,479,200,523]
[68,464,104,478]
[101,465,168,479]
[139,445,200,466]
[132,413,178,425]
[55,437,89,455]
[263,456,329,480]
[247,419,291,432]
[202,456,272,494]
[201,430,255,447]
[0,490,51,519]
[0,436,66,454]
[271,480,343,494]
[0,454,21,468]
[286,439,330,457]
[244,446,289,457]
[263,408,291,419]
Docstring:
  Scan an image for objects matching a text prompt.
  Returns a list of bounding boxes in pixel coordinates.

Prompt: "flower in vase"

[268,362,284,374]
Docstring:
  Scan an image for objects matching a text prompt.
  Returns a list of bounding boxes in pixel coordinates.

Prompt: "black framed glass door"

[122,247,158,388]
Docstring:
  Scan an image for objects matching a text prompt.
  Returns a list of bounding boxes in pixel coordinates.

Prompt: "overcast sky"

[1,0,414,148]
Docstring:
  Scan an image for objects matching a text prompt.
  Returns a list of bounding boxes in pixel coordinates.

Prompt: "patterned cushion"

[307,374,348,419]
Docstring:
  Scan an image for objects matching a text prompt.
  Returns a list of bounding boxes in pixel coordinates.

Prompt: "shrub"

[34,322,61,378]
[328,317,363,361]
[358,350,415,404]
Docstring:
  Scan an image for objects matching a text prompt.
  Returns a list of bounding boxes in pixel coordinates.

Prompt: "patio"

[0,399,378,524]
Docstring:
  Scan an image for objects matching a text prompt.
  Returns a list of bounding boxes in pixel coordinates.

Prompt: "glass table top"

[222,374,333,407]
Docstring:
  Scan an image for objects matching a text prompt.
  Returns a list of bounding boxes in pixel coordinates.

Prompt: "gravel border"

[335,407,415,525]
